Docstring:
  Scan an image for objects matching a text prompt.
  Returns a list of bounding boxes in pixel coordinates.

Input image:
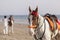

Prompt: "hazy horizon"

[0,0,60,15]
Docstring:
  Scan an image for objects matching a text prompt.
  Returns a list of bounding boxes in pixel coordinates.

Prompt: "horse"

[28,6,59,40]
[8,15,14,33]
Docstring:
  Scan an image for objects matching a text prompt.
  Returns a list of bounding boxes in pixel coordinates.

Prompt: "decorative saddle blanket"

[44,14,60,31]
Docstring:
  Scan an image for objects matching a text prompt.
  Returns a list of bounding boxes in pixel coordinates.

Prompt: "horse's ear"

[29,6,31,12]
[35,6,38,12]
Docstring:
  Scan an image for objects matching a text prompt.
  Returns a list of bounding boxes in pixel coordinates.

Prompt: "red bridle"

[32,11,38,17]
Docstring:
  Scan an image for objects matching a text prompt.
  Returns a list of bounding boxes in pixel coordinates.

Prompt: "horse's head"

[28,7,45,40]
[9,15,14,20]
[28,6,39,28]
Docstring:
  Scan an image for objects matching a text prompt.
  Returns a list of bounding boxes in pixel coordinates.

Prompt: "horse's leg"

[30,28,38,40]
[44,23,51,40]
[33,35,38,40]
[52,29,58,38]
[44,31,51,40]
[55,31,60,39]
[58,30,60,36]
[11,25,14,33]
[51,29,59,40]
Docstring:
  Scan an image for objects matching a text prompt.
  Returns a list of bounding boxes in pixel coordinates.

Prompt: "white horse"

[8,15,14,33]
[28,6,58,40]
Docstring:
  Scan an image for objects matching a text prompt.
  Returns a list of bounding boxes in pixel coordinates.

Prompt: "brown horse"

[8,15,14,33]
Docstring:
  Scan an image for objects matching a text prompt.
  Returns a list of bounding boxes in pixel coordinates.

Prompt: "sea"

[0,15,60,25]
[0,15,28,24]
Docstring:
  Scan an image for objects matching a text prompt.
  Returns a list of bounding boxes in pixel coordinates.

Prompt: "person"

[3,16,8,35]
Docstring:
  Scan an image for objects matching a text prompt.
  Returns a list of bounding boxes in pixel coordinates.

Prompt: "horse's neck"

[39,15,44,26]
[37,15,52,40]
[10,18,13,21]
[9,18,13,22]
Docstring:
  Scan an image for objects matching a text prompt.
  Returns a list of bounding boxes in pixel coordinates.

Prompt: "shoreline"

[0,18,29,25]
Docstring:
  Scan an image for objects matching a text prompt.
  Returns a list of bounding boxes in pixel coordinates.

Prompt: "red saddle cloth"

[57,20,60,24]
[57,20,60,30]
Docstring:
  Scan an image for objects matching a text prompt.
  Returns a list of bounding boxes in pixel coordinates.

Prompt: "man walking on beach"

[3,16,8,35]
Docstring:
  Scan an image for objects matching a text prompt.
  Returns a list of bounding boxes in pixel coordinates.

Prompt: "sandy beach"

[0,22,33,40]
[0,22,60,40]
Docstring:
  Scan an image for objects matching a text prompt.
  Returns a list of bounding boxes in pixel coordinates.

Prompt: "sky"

[0,0,60,15]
